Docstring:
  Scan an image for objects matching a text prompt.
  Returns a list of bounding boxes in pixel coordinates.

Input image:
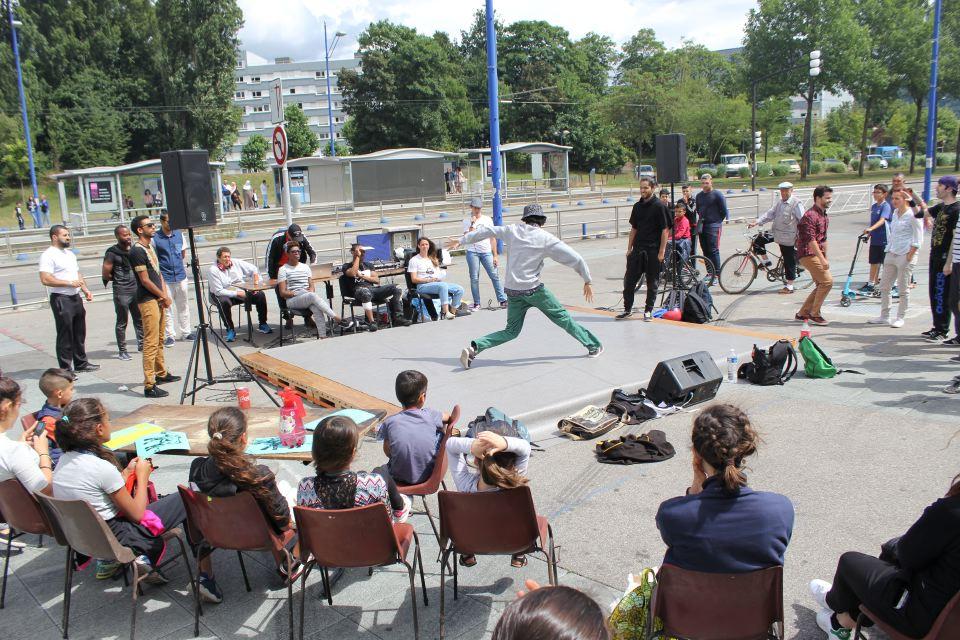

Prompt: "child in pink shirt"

[672,201,692,261]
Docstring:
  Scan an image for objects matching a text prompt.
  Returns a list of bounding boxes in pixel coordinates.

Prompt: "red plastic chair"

[649,563,784,640]
[437,486,557,639]
[0,479,56,608]
[178,485,297,638]
[294,503,427,640]
[395,404,459,548]
[854,589,960,640]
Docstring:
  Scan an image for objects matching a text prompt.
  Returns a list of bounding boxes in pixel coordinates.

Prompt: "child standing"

[378,370,449,486]
[445,429,531,568]
[862,184,892,293]
[188,407,299,603]
[30,368,75,467]
[53,398,186,582]
[672,201,692,263]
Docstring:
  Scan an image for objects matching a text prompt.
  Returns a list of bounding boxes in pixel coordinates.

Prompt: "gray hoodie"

[460,222,592,291]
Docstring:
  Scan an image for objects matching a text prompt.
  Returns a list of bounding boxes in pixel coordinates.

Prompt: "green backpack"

[798,336,838,378]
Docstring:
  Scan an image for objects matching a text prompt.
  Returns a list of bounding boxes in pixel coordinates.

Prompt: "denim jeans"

[465,251,506,305]
[416,281,464,308]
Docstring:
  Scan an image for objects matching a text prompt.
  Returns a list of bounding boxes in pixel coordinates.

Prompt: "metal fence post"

[614,206,620,237]
[421,197,426,217]
[556,210,562,240]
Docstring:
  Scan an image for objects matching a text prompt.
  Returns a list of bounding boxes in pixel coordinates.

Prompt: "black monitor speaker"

[655,133,687,185]
[646,350,722,406]
[160,149,216,229]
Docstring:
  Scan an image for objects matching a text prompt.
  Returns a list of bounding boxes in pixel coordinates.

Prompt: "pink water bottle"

[277,388,306,447]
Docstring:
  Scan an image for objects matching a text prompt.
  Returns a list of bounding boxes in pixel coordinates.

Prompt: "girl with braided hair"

[187,407,299,603]
[53,398,187,582]
[655,403,794,573]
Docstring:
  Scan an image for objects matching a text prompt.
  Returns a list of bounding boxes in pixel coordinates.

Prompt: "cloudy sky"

[237,0,756,63]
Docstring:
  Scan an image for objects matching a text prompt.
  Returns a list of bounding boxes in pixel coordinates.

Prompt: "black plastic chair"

[275,286,315,345]
[402,254,440,323]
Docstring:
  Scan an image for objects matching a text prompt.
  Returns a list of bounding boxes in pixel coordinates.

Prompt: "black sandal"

[510,554,527,568]
[459,554,477,567]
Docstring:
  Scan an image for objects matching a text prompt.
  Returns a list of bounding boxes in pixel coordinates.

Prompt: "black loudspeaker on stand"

[655,133,687,185]
[646,351,722,407]
[160,150,278,406]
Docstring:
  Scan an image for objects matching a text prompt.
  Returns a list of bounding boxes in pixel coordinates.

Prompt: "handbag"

[609,568,664,640]
[558,405,620,440]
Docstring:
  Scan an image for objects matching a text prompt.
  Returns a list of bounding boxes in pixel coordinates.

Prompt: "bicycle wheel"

[677,256,713,288]
[719,252,758,294]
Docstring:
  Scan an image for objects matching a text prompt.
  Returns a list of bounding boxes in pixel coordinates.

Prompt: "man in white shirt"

[278,241,353,336]
[463,196,507,310]
[748,182,805,293]
[38,225,98,373]
[207,246,271,342]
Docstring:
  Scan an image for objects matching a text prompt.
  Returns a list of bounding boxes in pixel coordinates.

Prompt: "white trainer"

[890,318,905,328]
[809,578,832,610]
[816,608,851,639]
[459,345,476,370]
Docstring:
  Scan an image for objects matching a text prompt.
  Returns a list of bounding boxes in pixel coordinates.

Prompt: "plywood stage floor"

[242,307,787,437]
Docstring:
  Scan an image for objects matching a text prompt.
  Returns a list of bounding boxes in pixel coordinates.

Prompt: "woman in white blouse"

[407,237,466,320]
[868,189,924,328]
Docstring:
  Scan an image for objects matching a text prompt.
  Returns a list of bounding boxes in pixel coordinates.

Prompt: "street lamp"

[6,1,39,210]
[555,129,570,145]
[323,23,346,157]
[804,50,822,178]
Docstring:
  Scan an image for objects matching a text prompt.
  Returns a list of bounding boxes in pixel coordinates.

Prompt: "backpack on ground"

[737,339,798,386]
[797,336,838,378]
[466,407,531,441]
[558,405,620,440]
[595,430,675,465]
[605,389,658,425]
[681,281,715,324]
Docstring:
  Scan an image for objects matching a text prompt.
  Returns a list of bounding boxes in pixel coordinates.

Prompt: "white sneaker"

[459,345,476,369]
[394,494,412,523]
[867,316,889,324]
[816,608,851,639]
[444,311,456,320]
[809,579,832,610]
[890,318,904,328]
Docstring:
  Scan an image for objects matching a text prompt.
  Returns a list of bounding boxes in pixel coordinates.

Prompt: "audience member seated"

[342,243,411,331]
[188,407,299,603]
[445,427,531,568]
[809,471,960,639]
[378,370,449,486]
[0,376,52,496]
[30,367,75,467]
[53,398,187,583]
[408,237,466,320]
[655,403,795,573]
[492,581,610,640]
[277,241,353,338]
[207,246,271,342]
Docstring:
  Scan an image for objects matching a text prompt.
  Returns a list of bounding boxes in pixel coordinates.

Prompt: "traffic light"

[754,130,762,151]
[810,50,822,77]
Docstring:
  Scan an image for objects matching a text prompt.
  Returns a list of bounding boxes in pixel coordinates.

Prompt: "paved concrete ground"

[1,207,956,639]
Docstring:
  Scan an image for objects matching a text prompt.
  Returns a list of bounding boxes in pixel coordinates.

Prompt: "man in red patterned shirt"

[795,186,834,325]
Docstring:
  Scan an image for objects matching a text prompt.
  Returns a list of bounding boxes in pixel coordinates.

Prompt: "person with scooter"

[861,184,892,295]
[867,190,923,329]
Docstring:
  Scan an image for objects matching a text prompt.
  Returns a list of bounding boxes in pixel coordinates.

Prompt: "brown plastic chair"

[294,503,427,640]
[437,485,557,640]
[854,589,960,640]
[33,492,198,640]
[0,479,56,608]
[396,404,460,548]
[649,563,784,640]
[178,485,297,638]
[20,413,38,433]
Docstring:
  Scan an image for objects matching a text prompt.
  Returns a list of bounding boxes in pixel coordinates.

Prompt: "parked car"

[719,154,749,177]
[698,163,718,175]
[823,158,845,166]
[866,154,889,169]
[637,164,655,180]
[778,159,801,174]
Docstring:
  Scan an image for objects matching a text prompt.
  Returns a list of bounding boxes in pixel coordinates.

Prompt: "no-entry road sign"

[273,125,288,166]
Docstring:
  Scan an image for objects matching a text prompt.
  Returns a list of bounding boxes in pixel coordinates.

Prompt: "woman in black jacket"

[810,472,960,638]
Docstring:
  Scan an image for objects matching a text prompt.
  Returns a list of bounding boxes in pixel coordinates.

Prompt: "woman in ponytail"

[187,407,298,604]
[445,429,531,568]
[655,403,794,573]
[53,398,187,582]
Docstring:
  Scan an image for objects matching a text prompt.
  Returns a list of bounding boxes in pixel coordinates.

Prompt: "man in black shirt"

[267,223,317,279]
[101,225,143,361]
[129,215,180,398]
[342,244,411,331]
[618,177,670,321]
[679,184,698,255]
[922,176,960,344]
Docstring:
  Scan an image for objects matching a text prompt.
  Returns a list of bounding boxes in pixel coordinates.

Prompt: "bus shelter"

[459,142,571,195]
[49,158,225,233]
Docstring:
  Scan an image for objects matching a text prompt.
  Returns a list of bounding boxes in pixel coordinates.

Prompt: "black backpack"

[682,281,715,324]
[737,340,798,386]
[595,430,675,465]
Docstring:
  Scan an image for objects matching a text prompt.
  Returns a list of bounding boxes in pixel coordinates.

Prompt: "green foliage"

[558,112,629,173]
[715,165,727,178]
[45,69,130,168]
[824,103,864,149]
[283,105,319,159]
[809,161,824,174]
[240,135,269,171]
[938,154,955,167]
[333,141,352,157]
[738,166,752,178]
[825,162,846,173]
[888,157,905,168]
[618,29,665,82]
[771,164,790,177]
[756,162,772,176]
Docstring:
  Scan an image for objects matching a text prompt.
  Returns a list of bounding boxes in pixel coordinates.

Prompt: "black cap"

[287,223,303,240]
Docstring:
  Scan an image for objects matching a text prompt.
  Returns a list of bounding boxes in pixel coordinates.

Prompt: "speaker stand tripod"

[179,228,279,406]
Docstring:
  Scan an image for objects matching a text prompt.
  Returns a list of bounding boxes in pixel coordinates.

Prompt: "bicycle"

[634,242,715,296]
[717,231,811,295]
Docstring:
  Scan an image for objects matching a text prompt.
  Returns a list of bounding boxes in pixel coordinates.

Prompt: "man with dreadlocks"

[447,203,603,368]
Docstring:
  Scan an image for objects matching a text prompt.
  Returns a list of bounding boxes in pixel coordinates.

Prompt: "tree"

[240,135,269,171]
[154,0,243,160]
[340,21,480,153]
[824,102,865,149]
[45,69,130,168]
[557,112,629,172]
[570,33,619,95]
[283,105,319,159]
[617,29,665,82]
[755,97,792,161]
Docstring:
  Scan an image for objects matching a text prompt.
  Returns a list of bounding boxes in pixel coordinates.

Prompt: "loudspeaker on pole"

[160,150,217,230]
[655,133,687,185]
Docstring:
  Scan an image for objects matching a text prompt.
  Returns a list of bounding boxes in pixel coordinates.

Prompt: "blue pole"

[923,0,942,201]
[324,22,336,157]
[485,0,503,234]
[8,5,39,204]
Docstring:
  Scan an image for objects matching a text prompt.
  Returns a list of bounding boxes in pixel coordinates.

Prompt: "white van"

[719,154,749,177]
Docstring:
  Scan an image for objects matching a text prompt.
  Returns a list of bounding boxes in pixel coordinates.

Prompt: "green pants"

[473,285,601,354]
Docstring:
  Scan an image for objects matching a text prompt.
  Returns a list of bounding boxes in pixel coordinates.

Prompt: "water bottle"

[800,320,811,340]
[727,348,739,383]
